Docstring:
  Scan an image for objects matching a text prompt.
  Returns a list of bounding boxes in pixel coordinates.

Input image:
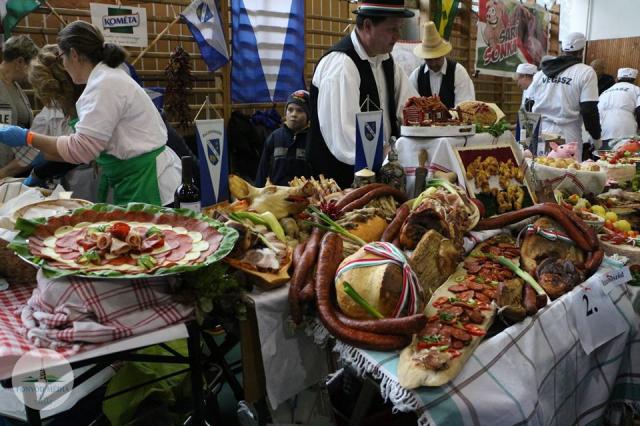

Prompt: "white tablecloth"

[248,286,329,409]
[397,131,521,196]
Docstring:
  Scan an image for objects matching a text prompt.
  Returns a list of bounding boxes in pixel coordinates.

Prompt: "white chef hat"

[618,68,638,79]
[561,32,586,52]
[516,63,537,75]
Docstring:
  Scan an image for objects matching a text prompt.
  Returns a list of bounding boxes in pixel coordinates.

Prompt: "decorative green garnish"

[475,120,511,137]
[305,206,366,247]
[137,255,157,270]
[343,281,384,319]
[439,312,455,322]
[230,211,286,242]
[448,297,461,303]
[487,254,547,297]
[146,226,163,237]
[475,276,485,283]
[420,334,443,343]
[437,345,450,352]
[78,250,100,265]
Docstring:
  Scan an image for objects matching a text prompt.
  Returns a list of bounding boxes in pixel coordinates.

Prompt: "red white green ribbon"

[517,224,575,247]
[336,242,423,317]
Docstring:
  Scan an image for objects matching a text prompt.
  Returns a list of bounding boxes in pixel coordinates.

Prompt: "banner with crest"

[355,111,384,173]
[195,119,229,206]
[475,0,550,77]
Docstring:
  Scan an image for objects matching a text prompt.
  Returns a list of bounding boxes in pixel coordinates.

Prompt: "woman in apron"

[0,21,181,206]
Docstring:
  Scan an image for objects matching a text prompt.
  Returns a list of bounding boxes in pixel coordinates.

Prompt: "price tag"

[571,279,627,355]
[599,267,632,294]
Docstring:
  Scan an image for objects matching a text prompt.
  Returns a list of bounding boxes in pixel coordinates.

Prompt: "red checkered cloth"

[14,270,194,349]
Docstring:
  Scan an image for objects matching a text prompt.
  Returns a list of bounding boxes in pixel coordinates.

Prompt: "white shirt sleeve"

[408,66,420,93]
[75,81,125,141]
[580,68,600,103]
[454,63,475,104]
[634,87,640,108]
[312,53,364,165]
[395,62,419,124]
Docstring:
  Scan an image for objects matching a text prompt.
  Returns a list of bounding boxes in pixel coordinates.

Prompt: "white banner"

[90,3,148,48]
[195,119,228,206]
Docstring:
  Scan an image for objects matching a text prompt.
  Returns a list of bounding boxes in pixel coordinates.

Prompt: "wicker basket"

[599,237,640,266]
[0,239,37,287]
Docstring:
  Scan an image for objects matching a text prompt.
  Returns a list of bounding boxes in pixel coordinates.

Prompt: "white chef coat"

[598,81,640,140]
[311,31,418,165]
[75,62,180,205]
[527,63,599,142]
[408,58,475,105]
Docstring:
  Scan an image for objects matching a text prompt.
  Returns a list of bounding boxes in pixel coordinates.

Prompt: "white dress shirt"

[408,58,475,105]
[311,31,418,165]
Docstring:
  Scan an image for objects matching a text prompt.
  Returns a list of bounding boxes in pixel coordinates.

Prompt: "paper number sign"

[571,280,627,355]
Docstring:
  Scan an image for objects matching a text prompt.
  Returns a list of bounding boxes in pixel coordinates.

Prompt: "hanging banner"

[433,0,460,40]
[354,111,384,173]
[195,119,229,206]
[231,0,305,103]
[90,3,148,48]
[475,0,550,77]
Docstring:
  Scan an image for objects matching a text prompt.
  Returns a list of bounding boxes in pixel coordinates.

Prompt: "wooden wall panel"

[9,0,558,134]
[586,36,640,79]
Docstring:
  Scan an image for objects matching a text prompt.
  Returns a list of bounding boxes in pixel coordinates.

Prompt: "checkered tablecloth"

[334,273,639,426]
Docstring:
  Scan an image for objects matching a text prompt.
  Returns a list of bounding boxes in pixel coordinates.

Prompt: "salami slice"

[61,251,82,260]
[55,229,85,249]
[166,234,193,262]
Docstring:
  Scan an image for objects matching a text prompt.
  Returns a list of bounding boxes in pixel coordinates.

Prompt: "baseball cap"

[516,63,537,75]
[618,68,638,79]
[561,32,586,52]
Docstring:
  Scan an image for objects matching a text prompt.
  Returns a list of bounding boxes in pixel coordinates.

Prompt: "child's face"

[285,103,307,131]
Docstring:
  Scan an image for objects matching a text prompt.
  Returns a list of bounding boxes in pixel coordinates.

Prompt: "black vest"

[309,35,399,189]
[417,59,458,109]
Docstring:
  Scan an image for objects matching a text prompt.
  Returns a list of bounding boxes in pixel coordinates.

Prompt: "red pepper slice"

[447,349,461,359]
[463,324,487,336]
[110,222,130,241]
[432,296,449,308]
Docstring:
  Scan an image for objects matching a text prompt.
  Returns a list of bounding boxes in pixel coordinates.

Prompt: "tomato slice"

[463,324,487,336]
[110,222,130,241]
[447,349,462,359]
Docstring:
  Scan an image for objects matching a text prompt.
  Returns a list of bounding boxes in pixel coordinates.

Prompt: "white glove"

[592,138,603,150]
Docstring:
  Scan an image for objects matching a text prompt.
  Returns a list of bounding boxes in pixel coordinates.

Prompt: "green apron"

[96,146,165,205]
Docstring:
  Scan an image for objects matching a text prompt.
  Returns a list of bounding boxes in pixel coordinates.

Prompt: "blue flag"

[181,0,229,72]
[195,119,229,206]
[354,111,384,173]
[231,0,305,103]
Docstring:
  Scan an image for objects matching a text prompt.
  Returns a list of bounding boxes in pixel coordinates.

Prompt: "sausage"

[340,186,409,213]
[448,284,469,293]
[522,283,538,316]
[291,240,307,272]
[392,237,401,249]
[381,203,410,243]
[584,248,604,274]
[476,203,593,252]
[451,339,465,350]
[556,206,599,250]
[335,311,428,336]
[315,232,410,350]
[289,228,323,324]
[298,275,316,302]
[447,327,472,343]
[466,308,484,324]
[333,184,386,211]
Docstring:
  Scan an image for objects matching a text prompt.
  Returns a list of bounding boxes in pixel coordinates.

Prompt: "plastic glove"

[23,174,46,188]
[592,138,603,150]
[30,152,45,168]
[0,126,28,147]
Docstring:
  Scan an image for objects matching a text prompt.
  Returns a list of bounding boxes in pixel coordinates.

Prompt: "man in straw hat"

[515,63,537,110]
[525,32,602,159]
[598,68,640,146]
[409,21,475,108]
[308,0,418,188]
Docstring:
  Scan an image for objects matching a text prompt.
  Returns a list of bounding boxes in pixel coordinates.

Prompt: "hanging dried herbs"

[164,46,194,130]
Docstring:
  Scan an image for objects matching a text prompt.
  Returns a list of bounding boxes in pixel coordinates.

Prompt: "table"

[396,131,521,196]
[329,271,639,426]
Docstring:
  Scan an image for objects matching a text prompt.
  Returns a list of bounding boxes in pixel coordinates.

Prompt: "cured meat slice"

[108,256,136,266]
[61,251,82,260]
[165,234,193,262]
[55,229,85,249]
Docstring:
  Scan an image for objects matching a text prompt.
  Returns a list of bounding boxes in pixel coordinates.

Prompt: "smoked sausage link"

[335,311,427,336]
[340,186,409,214]
[289,228,323,324]
[381,203,410,243]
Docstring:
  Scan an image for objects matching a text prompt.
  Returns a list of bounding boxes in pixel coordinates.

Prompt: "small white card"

[571,279,627,355]
[599,267,632,294]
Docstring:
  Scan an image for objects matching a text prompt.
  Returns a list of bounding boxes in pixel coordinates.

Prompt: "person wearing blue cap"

[255,90,312,186]
[308,0,418,188]
[525,32,602,159]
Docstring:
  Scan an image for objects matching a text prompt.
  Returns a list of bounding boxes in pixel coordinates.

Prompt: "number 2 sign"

[571,280,627,355]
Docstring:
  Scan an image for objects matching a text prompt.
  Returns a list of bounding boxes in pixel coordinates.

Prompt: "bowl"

[579,211,605,232]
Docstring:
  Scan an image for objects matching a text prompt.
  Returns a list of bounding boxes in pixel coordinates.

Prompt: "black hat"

[352,0,415,18]
[286,90,310,117]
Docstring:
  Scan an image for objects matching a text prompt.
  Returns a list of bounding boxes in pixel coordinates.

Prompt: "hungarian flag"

[433,0,460,40]
[1,0,41,39]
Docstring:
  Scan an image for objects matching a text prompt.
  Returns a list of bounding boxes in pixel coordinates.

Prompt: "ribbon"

[516,224,576,248]
[336,242,424,317]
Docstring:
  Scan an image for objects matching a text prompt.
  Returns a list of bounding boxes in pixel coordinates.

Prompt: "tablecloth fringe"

[305,318,331,346]
[333,341,432,426]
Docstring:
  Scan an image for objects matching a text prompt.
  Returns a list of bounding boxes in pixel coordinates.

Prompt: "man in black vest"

[308,0,418,189]
[409,21,475,109]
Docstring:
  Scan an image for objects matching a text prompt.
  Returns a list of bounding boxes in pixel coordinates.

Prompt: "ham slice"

[110,238,131,256]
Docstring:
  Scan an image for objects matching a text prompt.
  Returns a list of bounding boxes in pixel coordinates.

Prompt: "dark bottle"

[174,156,201,212]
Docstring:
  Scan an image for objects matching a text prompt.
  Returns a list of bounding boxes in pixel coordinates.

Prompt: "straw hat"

[413,21,452,59]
